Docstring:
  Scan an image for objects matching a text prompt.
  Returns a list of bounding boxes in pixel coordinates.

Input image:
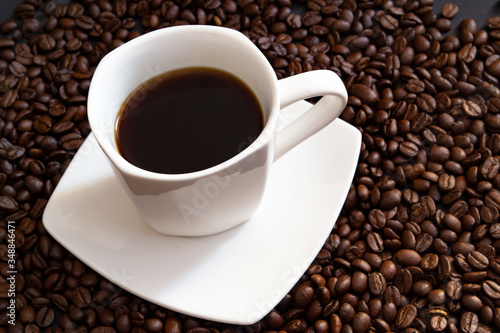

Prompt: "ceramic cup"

[88,25,347,236]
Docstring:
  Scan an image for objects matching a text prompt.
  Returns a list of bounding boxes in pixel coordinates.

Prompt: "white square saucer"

[43,100,361,325]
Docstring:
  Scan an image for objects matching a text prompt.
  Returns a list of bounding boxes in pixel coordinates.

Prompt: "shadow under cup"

[88,26,281,236]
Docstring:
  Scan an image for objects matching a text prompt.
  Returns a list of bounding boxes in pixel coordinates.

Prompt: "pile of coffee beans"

[1,0,500,332]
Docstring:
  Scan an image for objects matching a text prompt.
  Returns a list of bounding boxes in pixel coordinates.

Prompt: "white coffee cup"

[88,25,347,236]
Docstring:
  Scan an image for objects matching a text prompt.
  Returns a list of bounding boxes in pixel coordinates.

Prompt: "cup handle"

[274,70,348,161]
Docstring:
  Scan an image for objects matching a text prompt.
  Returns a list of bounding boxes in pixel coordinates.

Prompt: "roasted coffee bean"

[446,280,463,300]
[392,266,411,289]
[144,318,163,332]
[335,274,351,295]
[429,315,447,332]
[352,312,370,333]
[351,271,367,294]
[384,285,401,305]
[428,289,446,305]
[460,18,478,44]
[338,302,355,323]
[441,3,459,18]
[367,232,384,252]
[71,286,91,307]
[399,141,419,157]
[350,84,378,105]
[394,249,422,266]
[368,272,386,296]
[0,195,19,213]
[461,312,479,333]
[35,307,54,328]
[467,251,489,269]
[368,209,386,229]
[379,260,397,282]
[487,16,500,29]
[20,306,36,324]
[421,253,439,271]
[162,316,181,333]
[412,279,433,297]
[415,233,433,253]
[483,280,500,300]
[293,282,314,308]
[380,14,398,31]
[395,304,417,329]
[462,294,483,312]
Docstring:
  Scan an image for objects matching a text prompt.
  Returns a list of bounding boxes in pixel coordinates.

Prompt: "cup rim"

[88,25,279,181]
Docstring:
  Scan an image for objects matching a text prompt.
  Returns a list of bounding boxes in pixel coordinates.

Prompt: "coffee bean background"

[1,0,500,332]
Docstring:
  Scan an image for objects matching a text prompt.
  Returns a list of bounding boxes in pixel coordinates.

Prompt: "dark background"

[431,0,500,33]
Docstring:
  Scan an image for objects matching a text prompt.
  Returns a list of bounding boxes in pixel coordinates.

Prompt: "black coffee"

[115,67,264,174]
